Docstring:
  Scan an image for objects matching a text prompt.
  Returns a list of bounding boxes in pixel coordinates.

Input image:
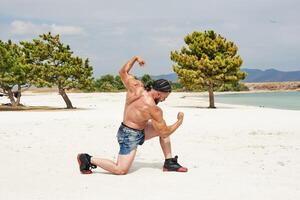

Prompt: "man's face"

[154,91,170,105]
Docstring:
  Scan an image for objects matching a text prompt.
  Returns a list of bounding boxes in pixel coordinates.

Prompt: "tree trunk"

[15,85,22,106]
[7,89,17,107]
[58,87,74,109]
[208,84,216,108]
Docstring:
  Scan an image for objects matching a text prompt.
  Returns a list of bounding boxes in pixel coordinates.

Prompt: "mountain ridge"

[151,68,300,83]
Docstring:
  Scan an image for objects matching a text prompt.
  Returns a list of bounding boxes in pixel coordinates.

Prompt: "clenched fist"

[177,112,184,121]
[135,56,145,66]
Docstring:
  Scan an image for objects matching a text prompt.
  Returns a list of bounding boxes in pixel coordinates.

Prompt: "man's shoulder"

[126,84,145,96]
[148,105,163,121]
[148,104,162,114]
[127,78,144,88]
[125,89,148,106]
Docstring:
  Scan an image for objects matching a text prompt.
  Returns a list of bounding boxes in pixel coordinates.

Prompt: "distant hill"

[151,73,178,82]
[242,68,300,82]
[151,68,300,83]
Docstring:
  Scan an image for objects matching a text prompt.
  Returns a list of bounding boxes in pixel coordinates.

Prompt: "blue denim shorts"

[117,123,145,155]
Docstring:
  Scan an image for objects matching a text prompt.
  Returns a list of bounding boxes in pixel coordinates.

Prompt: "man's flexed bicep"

[150,106,184,138]
[150,106,169,135]
[119,56,145,93]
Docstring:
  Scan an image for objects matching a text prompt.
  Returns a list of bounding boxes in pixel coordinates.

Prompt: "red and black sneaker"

[77,153,97,174]
[163,155,188,172]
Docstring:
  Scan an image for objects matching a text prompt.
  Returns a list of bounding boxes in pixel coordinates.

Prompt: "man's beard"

[154,98,159,105]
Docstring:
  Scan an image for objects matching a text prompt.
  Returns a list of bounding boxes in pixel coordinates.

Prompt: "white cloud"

[151,36,183,49]
[10,20,39,35]
[2,0,300,74]
[10,20,84,35]
[50,24,84,35]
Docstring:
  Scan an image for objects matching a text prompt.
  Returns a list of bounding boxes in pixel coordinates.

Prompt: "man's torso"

[122,84,155,130]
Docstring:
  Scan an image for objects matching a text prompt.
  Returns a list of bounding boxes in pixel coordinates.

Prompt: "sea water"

[215,91,300,110]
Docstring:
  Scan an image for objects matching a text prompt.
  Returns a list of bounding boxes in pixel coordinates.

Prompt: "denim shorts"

[117,123,145,155]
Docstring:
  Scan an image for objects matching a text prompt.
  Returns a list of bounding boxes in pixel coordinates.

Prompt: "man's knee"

[114,168,128,175]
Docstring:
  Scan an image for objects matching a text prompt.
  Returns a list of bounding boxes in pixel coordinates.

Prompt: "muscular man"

[77,56,187,175]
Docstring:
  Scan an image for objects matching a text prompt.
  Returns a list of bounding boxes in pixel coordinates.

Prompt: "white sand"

[1,92,300,200]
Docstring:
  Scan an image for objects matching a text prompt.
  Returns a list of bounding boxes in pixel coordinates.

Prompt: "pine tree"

[171,30,246,108]
[21,32,94,109]
[0,40,30,107]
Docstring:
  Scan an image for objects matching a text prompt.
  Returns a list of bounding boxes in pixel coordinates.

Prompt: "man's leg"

[159,136,172,159]
[90,149,136,175]
[144,122,172,159]
[144,122,188,172]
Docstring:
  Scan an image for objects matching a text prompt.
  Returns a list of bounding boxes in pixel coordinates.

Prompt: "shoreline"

[244,81,300,91]
[1,91,299,112]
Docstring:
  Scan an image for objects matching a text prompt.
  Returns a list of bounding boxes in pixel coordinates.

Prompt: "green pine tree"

[171,30,246,108]
[0,40,30,107]
[21,32,94,109]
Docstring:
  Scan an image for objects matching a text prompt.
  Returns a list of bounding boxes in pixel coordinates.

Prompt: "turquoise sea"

[215,91,300,110]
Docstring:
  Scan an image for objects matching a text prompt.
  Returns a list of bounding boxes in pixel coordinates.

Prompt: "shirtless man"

[77,56,187,175]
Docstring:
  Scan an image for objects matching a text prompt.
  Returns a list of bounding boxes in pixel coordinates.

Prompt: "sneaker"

[163,155,188,172]
[77,153,97,174]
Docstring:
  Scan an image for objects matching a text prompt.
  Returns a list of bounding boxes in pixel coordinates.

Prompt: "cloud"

[2,0,300,74]
[10,20,84,35]
[151,36,182,49]
[50,24,84,35]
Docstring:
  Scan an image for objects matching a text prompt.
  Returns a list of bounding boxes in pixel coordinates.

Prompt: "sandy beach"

[1,92,299,200]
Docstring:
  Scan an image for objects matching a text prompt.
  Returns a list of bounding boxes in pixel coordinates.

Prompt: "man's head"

[150,79,172,104]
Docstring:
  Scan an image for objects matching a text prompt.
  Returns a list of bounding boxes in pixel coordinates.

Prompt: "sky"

[0,0,299,77]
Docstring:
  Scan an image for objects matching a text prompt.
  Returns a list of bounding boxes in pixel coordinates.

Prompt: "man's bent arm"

[150,107,183,138]
[160,119,183,138]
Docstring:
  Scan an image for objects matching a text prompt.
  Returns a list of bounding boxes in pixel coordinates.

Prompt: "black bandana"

[152,79,172,93]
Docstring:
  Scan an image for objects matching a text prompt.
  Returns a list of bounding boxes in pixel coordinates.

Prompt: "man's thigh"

[117,149,137,172]
[144,122,160,140]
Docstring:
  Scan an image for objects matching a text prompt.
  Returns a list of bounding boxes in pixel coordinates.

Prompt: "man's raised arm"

[119,56,145,91]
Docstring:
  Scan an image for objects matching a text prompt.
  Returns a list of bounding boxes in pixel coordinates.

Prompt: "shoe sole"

[77,154,93,174]
[163,167,188,172]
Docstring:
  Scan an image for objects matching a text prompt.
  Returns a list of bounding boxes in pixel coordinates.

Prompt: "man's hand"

[136,56,145,66]
[177,112,184,123]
